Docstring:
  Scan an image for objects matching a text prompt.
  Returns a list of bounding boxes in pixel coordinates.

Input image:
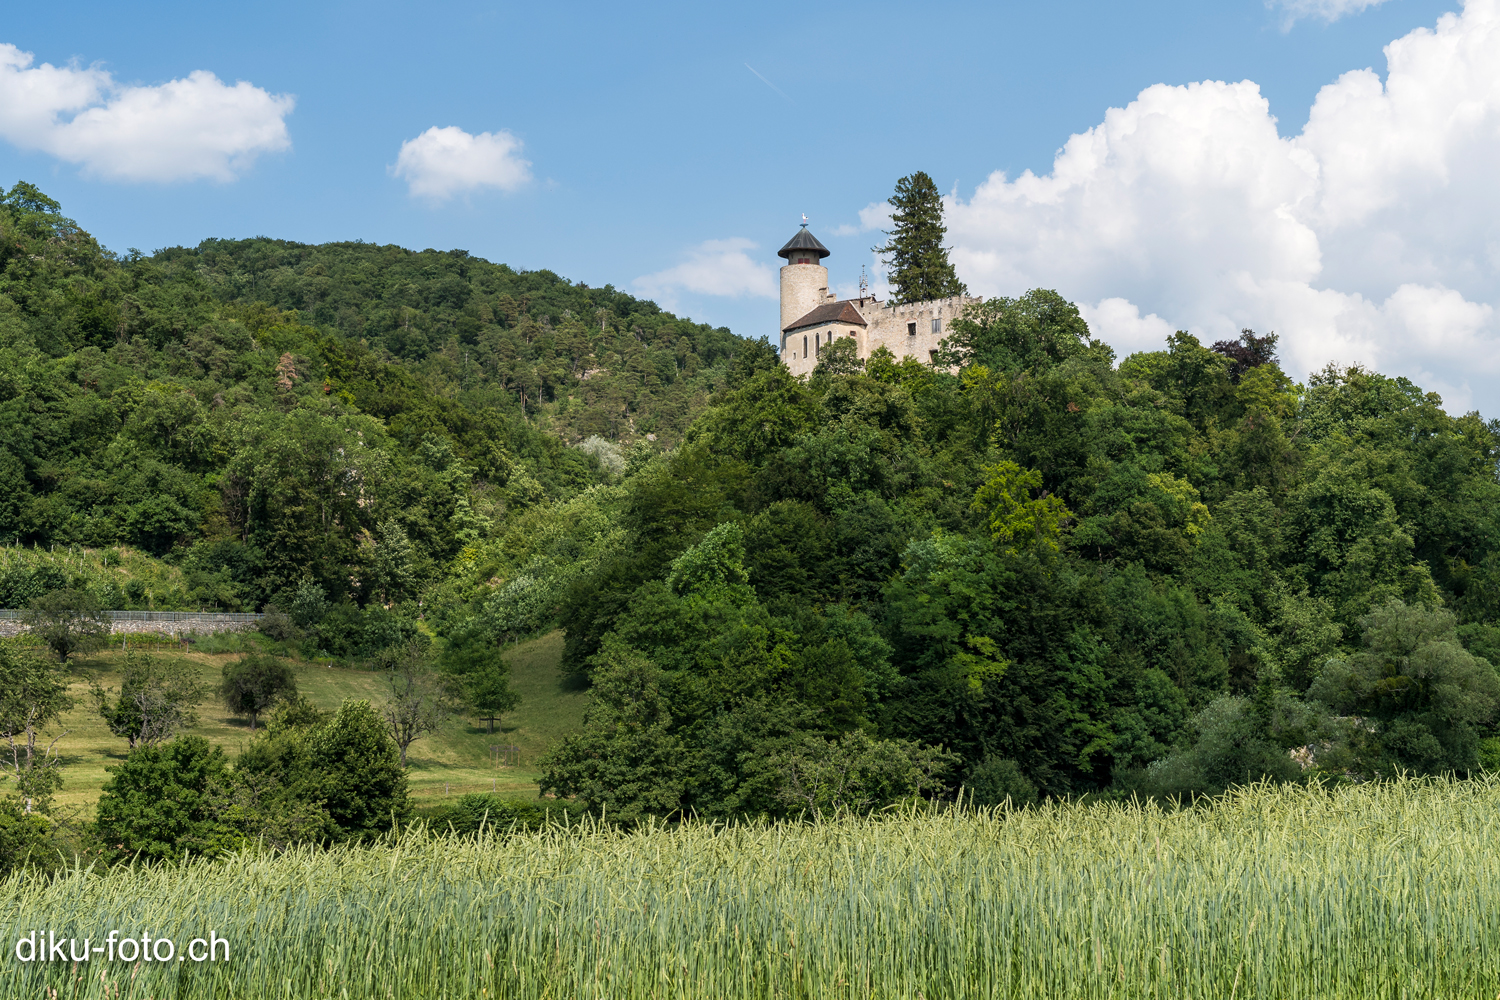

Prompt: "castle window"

[803,335,808,356]
[907,322,916,336]
[932,318,941,334]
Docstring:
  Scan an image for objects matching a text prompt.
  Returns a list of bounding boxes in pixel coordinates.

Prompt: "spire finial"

[800,213,809,228]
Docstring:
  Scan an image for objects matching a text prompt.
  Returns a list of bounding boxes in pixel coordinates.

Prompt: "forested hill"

[7,176,1500,813]
[538,298,1500,813]
[0,182,751,610]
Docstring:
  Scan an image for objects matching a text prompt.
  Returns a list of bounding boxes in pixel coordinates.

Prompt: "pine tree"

[874,171,966,304]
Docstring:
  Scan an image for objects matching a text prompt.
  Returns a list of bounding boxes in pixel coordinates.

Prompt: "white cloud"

[831,201,894,236]
[943,0,1500,414]
[0,43,292,182]
[1271,0,1394,28]
[392,126,531,200]
[634,238,777,310]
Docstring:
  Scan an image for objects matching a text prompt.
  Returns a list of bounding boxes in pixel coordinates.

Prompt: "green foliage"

[307,699,412,840]
[220,653,298,730]
[0,795,54,875]
[874,171,966,304]
[940,289,1092,371]
[422,793,582,836]
[439,629,520,734]
[539,640,688,822]
[972,460,1072,554]
[0,644,72,812]
[1126,696,1302,797]
[966,755,1039,807]
[20,589,109,661]
[772,729,957,816]
[0,183,753,620]
[91,651,204,748]
[1308,599,1500,776]
[94,736,237,862]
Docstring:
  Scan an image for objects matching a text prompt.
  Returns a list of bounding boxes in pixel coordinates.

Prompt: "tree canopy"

[875,171,966,304]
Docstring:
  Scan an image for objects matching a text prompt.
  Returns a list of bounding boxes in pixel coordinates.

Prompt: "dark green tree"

[874,171,966,304]
[309,699,411,839]
[1308,599,1500,776]
[220,653,298,731]
[441,630,520,735]
[21,590,110,662]
[772,730,957,817]
[94,736,237,862]
[0,797,54,876]
[539,640,689,822]
[966,755,1039,808]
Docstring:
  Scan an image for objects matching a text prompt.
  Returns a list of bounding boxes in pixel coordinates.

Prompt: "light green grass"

[48,631,585,816]
[6,776,1500,998]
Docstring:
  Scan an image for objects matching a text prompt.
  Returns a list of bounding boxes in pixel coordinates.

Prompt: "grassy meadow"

[4,776,1497,999]
[48,631,587,816]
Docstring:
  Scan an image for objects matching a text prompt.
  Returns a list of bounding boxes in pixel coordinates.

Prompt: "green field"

[4,776,1497,999]
[49,631,587,816]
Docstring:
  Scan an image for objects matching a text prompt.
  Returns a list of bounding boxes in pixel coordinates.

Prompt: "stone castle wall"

[856,295,980,367]
[778,293,980,376]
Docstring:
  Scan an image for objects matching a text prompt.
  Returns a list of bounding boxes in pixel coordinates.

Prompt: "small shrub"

[968,756,1039,808]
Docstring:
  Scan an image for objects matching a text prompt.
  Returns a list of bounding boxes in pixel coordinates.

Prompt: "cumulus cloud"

[1271,0,1394,28]
[944,0,1500,414]
[831,201,894,236]
[392,126,532,200]
[0,43,292,182]
[634,238,777,310]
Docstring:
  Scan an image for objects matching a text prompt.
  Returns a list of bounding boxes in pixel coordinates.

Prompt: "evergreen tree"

[875,171,966,304]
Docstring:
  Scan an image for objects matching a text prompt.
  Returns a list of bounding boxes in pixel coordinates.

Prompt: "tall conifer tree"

[875,171,966,304]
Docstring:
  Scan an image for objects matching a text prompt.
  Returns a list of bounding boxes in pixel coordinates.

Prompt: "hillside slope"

[0,181,756,611]
[53,631,579,815]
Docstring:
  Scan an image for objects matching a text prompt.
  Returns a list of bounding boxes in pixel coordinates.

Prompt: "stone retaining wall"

[0,613,261,639]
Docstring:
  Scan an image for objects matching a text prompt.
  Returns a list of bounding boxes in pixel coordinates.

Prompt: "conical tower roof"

[778,226,830,260]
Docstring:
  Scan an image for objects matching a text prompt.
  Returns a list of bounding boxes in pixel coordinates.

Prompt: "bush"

[220,653,298,730]
[309,699,411,841]
[257,603,302,643]
[967,756,1039,808]
[0,797,55,875]
[94,736,236,862]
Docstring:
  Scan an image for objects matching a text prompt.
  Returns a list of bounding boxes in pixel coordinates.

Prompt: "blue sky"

[4,0,1498,413]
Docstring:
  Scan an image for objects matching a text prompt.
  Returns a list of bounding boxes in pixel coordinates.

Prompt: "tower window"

[803,335,808,356]
[907,322,916,336]
[932,319,941,334]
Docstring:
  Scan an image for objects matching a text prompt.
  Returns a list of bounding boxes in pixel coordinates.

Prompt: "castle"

[776,224,979,376]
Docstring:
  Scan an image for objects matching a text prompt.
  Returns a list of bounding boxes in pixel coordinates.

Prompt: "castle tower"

[778,225,832,333]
